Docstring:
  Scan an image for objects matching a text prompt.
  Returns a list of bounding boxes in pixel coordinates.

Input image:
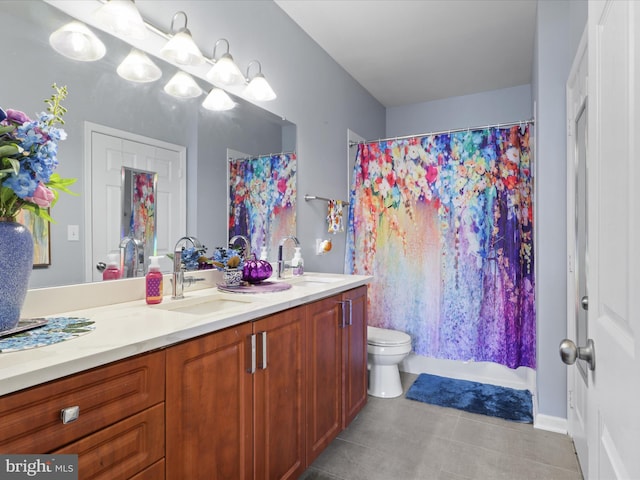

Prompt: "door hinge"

[568,389,574,409]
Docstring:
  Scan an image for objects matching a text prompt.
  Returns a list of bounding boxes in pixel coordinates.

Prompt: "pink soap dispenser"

[103,253,121,281]
[146,256,164,305]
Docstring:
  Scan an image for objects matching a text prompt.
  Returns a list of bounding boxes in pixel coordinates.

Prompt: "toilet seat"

[367,326,411,347]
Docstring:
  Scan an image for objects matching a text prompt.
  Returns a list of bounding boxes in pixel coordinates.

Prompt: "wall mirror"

[2,1,296,288]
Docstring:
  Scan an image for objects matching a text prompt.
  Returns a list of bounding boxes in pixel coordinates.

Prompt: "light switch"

[67,225,79,241]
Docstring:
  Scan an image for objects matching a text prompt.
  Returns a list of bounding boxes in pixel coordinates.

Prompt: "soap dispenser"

[146,255,164,304]
[103,253,121,281]
[291,247,304,276]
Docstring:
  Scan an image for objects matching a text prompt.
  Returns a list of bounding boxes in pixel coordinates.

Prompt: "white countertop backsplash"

[1,272,371,397]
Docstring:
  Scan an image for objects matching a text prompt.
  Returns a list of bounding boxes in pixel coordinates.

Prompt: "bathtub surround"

[346,125,535,370]
[406,373,533,423]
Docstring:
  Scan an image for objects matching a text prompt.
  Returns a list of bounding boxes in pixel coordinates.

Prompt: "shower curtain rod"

[228,151,296,161]
[348,118,535,147]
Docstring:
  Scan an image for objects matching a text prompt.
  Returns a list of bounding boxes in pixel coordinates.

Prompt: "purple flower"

[5,109,31,124]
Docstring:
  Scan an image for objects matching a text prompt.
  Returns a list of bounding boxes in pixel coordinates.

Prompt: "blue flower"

[3,171,37,198]
[181,247,201,271]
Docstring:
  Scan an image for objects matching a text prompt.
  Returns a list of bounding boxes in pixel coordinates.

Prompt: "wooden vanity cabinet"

[165,306,306,480]
[305,295,343,466]
[0,350,165,478]
[165,322,254,480]
[305,286,368,465]
[253,306,306,480]
[0,284,367,480]
[341,285,368,428]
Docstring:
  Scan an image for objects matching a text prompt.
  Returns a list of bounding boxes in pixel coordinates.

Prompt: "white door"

[85,123,186,282]
[587,1,640,478]
[565,27,589,476]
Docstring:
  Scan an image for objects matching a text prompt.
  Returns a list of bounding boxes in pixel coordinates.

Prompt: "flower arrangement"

[210,247,243,271]
[179,246,209,271]
[0,84,77,222]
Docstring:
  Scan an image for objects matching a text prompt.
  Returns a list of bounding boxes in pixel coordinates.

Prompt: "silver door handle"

[581,296,588,311]
[261,331,267,370]
[559,338,595,371]
[248,334,256,374]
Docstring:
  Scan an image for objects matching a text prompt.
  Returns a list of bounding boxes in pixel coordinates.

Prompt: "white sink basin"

[287,275,342,287]
[152,294,257,315]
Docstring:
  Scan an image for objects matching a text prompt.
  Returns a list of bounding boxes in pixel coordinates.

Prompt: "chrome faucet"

[172,236,205,299]
[229,235,251,259]
[119,235,144,278]
[277,236,300,279]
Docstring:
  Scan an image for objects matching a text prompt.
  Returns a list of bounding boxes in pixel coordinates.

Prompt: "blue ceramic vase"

[0,219,34,331]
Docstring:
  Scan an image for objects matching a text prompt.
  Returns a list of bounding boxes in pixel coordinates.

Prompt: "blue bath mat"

[406,373,533,423]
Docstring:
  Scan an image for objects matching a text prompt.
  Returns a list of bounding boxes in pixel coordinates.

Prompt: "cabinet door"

[166,324,253,480]
[342,286,368,428]
[253,306,306,480]
[305,295,342,465]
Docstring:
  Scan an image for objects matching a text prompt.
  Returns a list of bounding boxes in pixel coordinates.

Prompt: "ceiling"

[274,0,537,108]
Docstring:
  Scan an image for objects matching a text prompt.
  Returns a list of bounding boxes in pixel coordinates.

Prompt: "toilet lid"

[367,326,411,346]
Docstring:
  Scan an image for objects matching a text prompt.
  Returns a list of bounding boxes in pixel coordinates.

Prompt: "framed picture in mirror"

[16,209,51,267]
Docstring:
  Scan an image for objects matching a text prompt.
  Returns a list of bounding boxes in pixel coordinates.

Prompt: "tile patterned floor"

[300,373,583,480]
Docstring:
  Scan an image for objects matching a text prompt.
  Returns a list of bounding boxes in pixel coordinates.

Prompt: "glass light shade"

[164,71,202,98]
[206,54,244,86]
[94,0,147,40]
[202,88,235,111]
[160,31,204,66]
[49,21,106,62]
[244,73,277,101]
[117,50,162,83]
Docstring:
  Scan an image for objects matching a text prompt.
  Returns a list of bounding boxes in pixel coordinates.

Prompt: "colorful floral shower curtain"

[228,153,297,256]
[345,126,535,369]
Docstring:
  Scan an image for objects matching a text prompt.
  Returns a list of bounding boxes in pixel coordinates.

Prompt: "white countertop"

[0,273,371,397]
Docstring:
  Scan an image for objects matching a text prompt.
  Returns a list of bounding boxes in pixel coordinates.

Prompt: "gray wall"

[386,84,533,137]
[533,0,587,419]
[135,0,387,274]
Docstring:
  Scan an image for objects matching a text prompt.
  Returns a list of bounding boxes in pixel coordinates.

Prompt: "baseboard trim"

[400,353,536,392]
[534,414,568,434]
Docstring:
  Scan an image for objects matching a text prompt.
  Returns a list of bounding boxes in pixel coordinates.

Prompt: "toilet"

[367,326,412,398]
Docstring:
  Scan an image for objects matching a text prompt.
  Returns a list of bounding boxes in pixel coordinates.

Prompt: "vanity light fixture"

[159,11,204,66]
[206,39,245,86]
[244,60,277,101]
[117,49,162,83]
[164,71,202,98]
[202,88,235,111]
[49,21,106,62]
[94,0,147,40]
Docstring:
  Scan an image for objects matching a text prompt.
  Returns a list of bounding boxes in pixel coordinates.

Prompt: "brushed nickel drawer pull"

[60,406,80,424]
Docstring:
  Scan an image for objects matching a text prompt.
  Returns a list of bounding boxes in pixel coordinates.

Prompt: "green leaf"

[0,144,20,158]
[0,125,16,135]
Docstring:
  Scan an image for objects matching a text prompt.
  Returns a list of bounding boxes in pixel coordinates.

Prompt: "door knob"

[581,296,588,311]
[96,261,106,272]
[559,338,595,371]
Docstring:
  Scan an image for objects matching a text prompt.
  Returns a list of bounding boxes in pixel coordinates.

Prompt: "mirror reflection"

[227,150,297,262]
[2,1,296,289]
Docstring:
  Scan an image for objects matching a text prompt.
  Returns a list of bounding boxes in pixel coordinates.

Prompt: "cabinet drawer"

[54,403,164,480]
[0,350,165,453]
[130,459,164,480]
